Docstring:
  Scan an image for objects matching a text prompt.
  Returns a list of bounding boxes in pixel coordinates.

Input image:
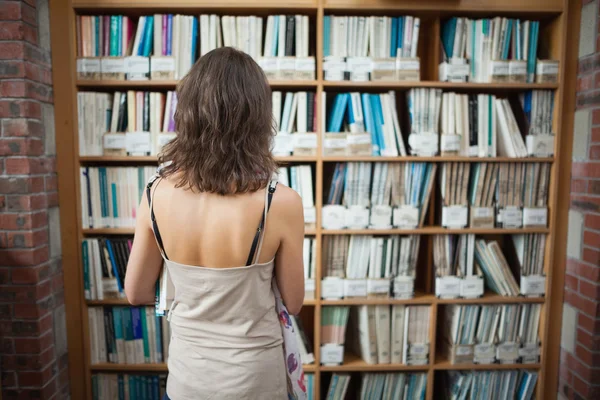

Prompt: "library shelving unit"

[49,0,579,399]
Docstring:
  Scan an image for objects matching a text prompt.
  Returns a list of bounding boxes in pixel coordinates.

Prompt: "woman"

[124,47,305,400]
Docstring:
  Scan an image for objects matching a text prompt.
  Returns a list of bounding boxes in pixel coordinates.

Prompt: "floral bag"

[272,280,307,400]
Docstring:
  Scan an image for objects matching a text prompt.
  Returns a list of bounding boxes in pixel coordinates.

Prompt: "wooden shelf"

[79,155,317,163]
[322,156,554,163]
[83,227,317,235]
[77,79,318,88]
[91,362,316,372]
[322,81,559,90]
[87,299,137,306]
[436,293,546,304]
[321,227,550,235]
[321,294,434,305]
[320,353,429,372]
[433,360,541,371]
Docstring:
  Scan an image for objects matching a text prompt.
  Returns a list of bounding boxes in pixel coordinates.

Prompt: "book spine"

[285,16,295,56]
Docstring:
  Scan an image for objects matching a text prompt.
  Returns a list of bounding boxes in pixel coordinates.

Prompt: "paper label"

[259,57,278,72]
[408,133,439,155]
[321,205,347,229]
[77,58,101,73]
[441,134,461,151]
[490,60,509,76]
[519,344,541,357]
[277,57,296,72]
[397,58,420,71]
[320,344,344,365]
[305,279,315,293]
[101,58,126,73]
[125,56,150,76]
[439,61,469,82]
[321,277,345,299]
[526,134,554,156]
[273,134,293,155]
[435,276,461,298]
[472,207,494,218]
[125,132,151,154]
[509,60,527,76]
[498,207,522,228]
[345,206,369,229]
[442,206,468,228]
[323,57,347,72]
[373,59,396,71]
[150,56,175,72]
[157,133,176,149]
[409,343,429,356]
[496,342,519,361]
[523,207,548,226]
[460,276,484,298]
[103,133,126,149]
[393,206,419,228]
[455,345,474,356]
[346,57,373,74]
[520,275,546,296]
[393,276,414,298]
[303,207,316,224]
[370,205,392,228]
[346,133,372,145]
[295,57,315,72]
[537,61,559,75]
[293,133,317,149]
[323,136,347,150]
[474,343,495,360]
[367,278,390,295]
[344,279,367,297]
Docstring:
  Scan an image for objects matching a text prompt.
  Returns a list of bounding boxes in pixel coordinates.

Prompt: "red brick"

[566,273,579,291]
[0,2,22,20]
[571,195,600,213]
[0,100,41,118]
[19,365,55,387]
[584,229,600,247]
[580,279,600,302]
[44,175,57,191]
[0,138,44,156]
[51,274,63,292]
[585,213,600,230]
[1,118,44,137]
[5,158,55,175]
[2,371,16,388]
[567,350,596,381]
[576,259,600,281]
[20,3,36,26]
[591,144,600,160]
[6,194,47,211]
[579,74,594,92]
[22,22,37,44]
[0,42,24,60]
[13,302,51,320]
[565,289,600,317]
[0,268,10,285]
[11,264,50,284]
[24,62,52,85]
[592,126,600,142]
[0,60,25,78]
[589,180,600,195]
[24,80,53,102]
[572,162,600,178]
[13,333,53,354]
[577,328,600,351]
[0,80,25,97]
[0,246,49,267]
[0,176,45,194]
[592,109,600,126]
[0,21,24,40]
[46,192,58,207]
[583,247,600,265]
[571,179,588,193]
[573,374,594,398]
[1,347,55,370]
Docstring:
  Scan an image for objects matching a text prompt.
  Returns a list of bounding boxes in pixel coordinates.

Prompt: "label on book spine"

[523,207,548,227]
[526,134,554,156]
[303,207,316,224]
[519,343,541,363]
[442,206,468,228]
[369,205,392,229]
[156,133,177,152]
[460,276,484,298]
[408,133,439,156]
[305,279,315,293]
[367,278,391,295]
[439,60,469,82]
[455,345,474,356]
[344,279,367,298]
[125,56,150,80]
[509,60,527,76]
[323,136,347,151]
[397,58,420,71]
[259,57,278,79]
[273,133,294,155]
[489,60,509,77]
[440,134,461,152]
[321,205,347,229]
[474,343,496,362]
[103,133,126,150]
[125,132,152,155]
[498,207,522,228]
[435,276,461,298]
[393,206,419,228]
[393,276,414,299]
[77,58,102,78]
[520,275,546,296]
[295,57,315,72]
[345,206,369,229]
[320,344,344,365]
[496,342,519,362]
[323,56,347,81]
[292,133,317,149]
[321,277,345,299]
[537,60,559,76]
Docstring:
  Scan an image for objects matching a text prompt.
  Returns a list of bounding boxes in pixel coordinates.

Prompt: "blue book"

[152,376,160,400]
[271,16,279,57]
[118,374,124,400]
[82,241,90,299]
[131,308,145,364]
[191,17,198,62]
[397,17,404,55]
[327,93,349,132]
[529,22,540,82]
[166,15,173,56]
[502,19,513,60]
[137,17,147,56]
[111,182,118,222]
[105,240,123,293]
[323,16,331,57]
[361,93,379,155]
[369,95,385,153]
[155,315,163,362]
[390,18,398,57]
[441,18,457,58]
[98,167,108,224]
[117,16,123,56]
[142,16,154,57]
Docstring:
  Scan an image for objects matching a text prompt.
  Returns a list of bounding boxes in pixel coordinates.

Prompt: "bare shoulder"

[271,184,304,223]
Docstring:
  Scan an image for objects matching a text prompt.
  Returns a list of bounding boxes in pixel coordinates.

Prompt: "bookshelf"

[49,0,579,399]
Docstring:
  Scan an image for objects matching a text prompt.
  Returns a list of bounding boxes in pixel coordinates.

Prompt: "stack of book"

[360,373,427,399]
[522,90,555,135]
[324,374,351,399]
[88,306,170,365]
[442,370,538,400]
[92,373,167,400]
[303,237,317,298]
[512,234,546,277]
[292,316,314,365]
[273,91,317,134]
[82,237,131,300]
[77,91,177,156]
[474,239,520,296]
[433,234,484,299]
[320,307,350,365]
[277,165,315,226]
[80,167,156,229]
[323,92,405,156]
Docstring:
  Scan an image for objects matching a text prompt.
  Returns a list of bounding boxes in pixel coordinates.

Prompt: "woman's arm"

[124,194,164,305]
[274,187,305,315]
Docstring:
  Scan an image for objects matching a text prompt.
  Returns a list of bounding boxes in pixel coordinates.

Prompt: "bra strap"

[146,173,168,260]
[245,180,278,266]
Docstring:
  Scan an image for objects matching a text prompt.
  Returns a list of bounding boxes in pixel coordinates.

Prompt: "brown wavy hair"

[158,47,276,195]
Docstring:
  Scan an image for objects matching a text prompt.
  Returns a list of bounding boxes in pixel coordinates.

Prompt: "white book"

[287,93,299,133]
[280,92,294,133]
[496,99,517,157]
[301,16,309,57]
[410,17,420,58]
[146,307,156,363]
[295,15,302,58]
[300,165,314,208]
[199,15,210,56]
[391,305,406,364]
[256,17,263,58]
[249,16,257,58]
[88,308,98,364]
[375,305,391,364]
[380,95,399,156]
[403,16,413,58]
[297,92,308,133]
[388,91,406,156]
[402,307,410,364]
[209,15,218,54]
[216,16,222,48]
[278,15,286,57]
[131,17,145,55]
[358,306,378,364]
[264,16,275,57]
[96,308,107,363]
[272,91,282,131]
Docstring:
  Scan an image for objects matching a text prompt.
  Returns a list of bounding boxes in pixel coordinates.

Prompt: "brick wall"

[559,0,600,399]
[0,1,69,399]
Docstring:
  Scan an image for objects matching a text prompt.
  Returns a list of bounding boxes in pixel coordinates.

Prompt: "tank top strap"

[245,179,278,266]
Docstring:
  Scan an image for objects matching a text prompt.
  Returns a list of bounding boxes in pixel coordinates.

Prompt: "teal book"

[98,167,108,225]
[129,376,137,400]
[140,308,151,363]
[155,315,163,362]
[118,374,124,400]
[110,16,119,56]
[112,307,125,363]
[323,16,331,57]
[142,16,154,57]
[122,307,135,364]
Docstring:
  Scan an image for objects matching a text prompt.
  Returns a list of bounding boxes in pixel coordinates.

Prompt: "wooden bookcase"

[49,0,580,399]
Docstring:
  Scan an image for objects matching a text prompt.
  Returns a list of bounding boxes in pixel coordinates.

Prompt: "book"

[474,239,520,296]
[82,237,131,300]
[325,374,351,400]
[360,373,427,399]
[92,373,167,400]
[442,370,537,400]
[321,306,350,346]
